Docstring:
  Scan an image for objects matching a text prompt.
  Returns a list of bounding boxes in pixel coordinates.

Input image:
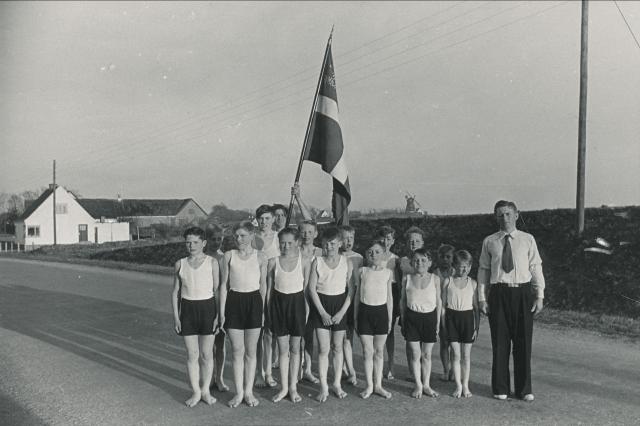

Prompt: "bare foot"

[347,374,357,386]
[272,360,280,370]
[289,389,302,403]
[216,380,229,392]
[265,374,278,388]
[315,388,329,403]
[185,391,201,407]
[302,371,320,384]
[244,392,259,407]
[452,387,462,398]
[272,389,288,403]
[374,386,392,399]
[423,387,439,398]
[228,393,243,408]
[463,388,472,398]
[360,387,373,399]
[201,392,217,405]
[385,371,395,380]
[331,385,347,399]
[411,385,423,399]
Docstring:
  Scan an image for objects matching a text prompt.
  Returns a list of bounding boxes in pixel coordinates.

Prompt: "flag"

[303,40,351,225]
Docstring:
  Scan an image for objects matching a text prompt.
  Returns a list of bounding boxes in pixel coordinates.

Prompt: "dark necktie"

[502,234,514,273]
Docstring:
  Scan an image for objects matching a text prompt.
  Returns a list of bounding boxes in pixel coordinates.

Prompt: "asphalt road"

[1,257,639,425]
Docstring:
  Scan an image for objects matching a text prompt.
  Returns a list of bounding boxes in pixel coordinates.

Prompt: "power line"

[614,0,640,52]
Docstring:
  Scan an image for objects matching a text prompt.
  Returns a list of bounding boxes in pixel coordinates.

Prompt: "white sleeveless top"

[179,256,215,300]
[260,232,280,260]
[274,255,304,294]
[316,255,348,296]
[360,267,391,306]
[229,250,261,292]
[406,273,437,313]
[446,277,476,311]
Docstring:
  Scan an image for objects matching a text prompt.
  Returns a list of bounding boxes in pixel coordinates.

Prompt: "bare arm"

[218,252,231,329]
[435,275,442,335]
[308,258,332,326]
[171,261,181,334]
[399,275,408,327]
[472,279,480,338]
[266,258,276,309]
[292,184,313,221]
[477,267,490,315]
[386,271,393,333]
[302,257,311,320]
[333,257,354,323]
[258,252,268,304]
[353,266,361,331]
[210,257,220,331]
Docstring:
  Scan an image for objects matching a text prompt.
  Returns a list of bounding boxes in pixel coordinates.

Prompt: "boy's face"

[300,224,317,245]
[439,251,454,268]
[185,234,206,256]
[323,237,342,255]
[454,261,471,278]
[234,228,254,248]
[209,233,224,251]
[279,233,299,256]
[257,213,274,232]
[411,254,432,274]
[381,233,395,251]
[366,244,384,266]
[407,233,424,252]
[341,231,355,251]
[274,209,287,230]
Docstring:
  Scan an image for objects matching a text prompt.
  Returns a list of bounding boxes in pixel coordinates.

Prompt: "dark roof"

[77,198,205,218]
[17,188,54,221]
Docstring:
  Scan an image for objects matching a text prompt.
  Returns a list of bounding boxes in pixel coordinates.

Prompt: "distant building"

[14,186,207,247]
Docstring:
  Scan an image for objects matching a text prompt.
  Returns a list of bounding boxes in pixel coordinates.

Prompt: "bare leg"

[226,329,245,408]
[315,328,331,402]
[359,335,374,399]
[440,338,451,381]
[243,328,261,407]
[213,331,228,392]
[255,329,265,387]
[183,335,202,407]
[288,336,302,403]
[408,342,422,398]
[272,335,290,403]
[385,317,397,379]
[462,343,473,397]
[405,341,414,382]
[450,342,462,398]
[343,327,357,385]
[199,335,217,404]
[262,328,276,387]
[302,326,319,383]
[422,343,438,397]
[373,334,391,399]
[330,330,347,399]
[272,334,280,369]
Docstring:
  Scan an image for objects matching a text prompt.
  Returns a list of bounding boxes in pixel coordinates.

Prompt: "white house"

[15,185,130,248]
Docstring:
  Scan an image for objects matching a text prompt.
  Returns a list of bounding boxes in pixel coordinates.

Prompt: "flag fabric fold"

[303,42,351,225]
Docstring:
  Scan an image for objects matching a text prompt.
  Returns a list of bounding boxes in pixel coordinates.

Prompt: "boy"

[206,224,228,392]
[434,244,455,382]
[340,225,363,386]
[171,227,219,407]
[376,225,400,380]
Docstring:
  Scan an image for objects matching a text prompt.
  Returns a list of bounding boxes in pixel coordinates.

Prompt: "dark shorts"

[346,302,355,329]
[446,309,476,343]
[403,308,437,343]
[310,292,348,331]
[357,302,389,336]
[270,290,306,337]
[225,290,263,330]
[391,282,401,319]
[180,297,216,336]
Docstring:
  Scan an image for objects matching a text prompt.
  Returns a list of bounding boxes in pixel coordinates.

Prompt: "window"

[55,203,68,214]
[27,226,40,237]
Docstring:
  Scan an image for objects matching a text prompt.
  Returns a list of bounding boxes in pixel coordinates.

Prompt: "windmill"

[404,191,425,215]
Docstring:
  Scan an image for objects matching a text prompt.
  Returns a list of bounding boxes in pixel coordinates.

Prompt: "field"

[74,206,640,320]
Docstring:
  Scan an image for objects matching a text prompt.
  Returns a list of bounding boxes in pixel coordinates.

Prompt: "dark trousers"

[488,283,533,397]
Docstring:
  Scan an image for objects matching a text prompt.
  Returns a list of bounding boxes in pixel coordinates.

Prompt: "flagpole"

[285,27,334,227]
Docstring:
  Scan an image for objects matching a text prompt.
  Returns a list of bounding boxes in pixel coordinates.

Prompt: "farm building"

[14,185,130,248]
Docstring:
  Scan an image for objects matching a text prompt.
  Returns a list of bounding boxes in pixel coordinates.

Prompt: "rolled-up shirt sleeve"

[528,238,545,299]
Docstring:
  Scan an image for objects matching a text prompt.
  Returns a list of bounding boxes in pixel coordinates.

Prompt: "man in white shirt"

[478,200,545,402]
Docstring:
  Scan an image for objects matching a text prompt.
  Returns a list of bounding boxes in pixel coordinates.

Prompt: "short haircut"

[205,224,223,236]
[255,204,274,218]
[412,247,433,261]
[321,226,341,242]
[437,244,455,256]
[404,226,424,239]
[183,226,206,240]
[272,203,288,216]
[494,200,518,214]
[299,219,317,229]
[376,225,396,239]
[368,240,385,251]
[453,250,473,265]
[278,227,300,241]
[339,225,355,234]
[233,220,255,234]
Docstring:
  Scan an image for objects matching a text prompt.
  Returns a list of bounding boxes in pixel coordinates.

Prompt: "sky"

[1,1,639,215]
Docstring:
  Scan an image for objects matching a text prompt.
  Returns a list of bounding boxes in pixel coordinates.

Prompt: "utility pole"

[53,160,57,246]
[576,0,588,235]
